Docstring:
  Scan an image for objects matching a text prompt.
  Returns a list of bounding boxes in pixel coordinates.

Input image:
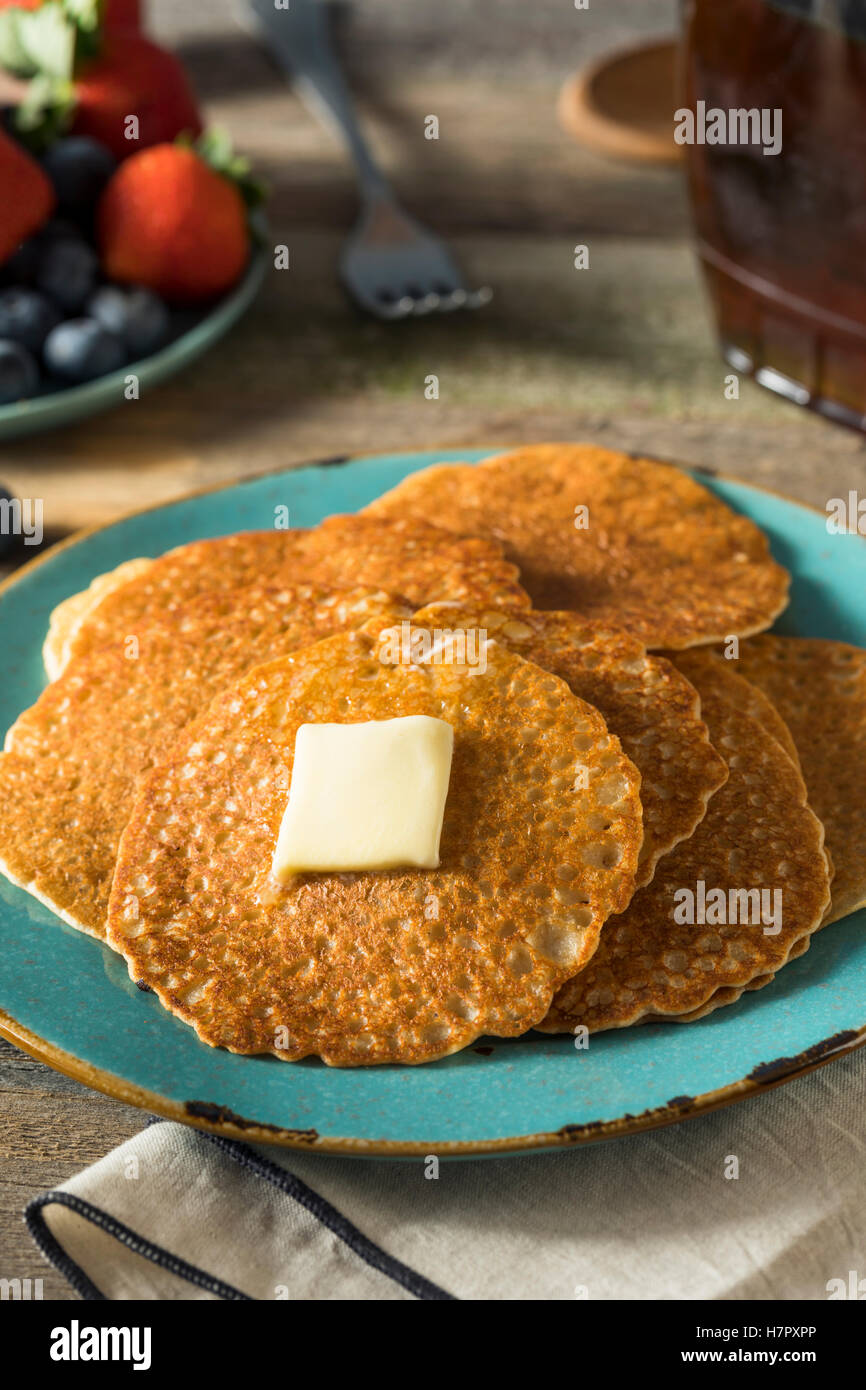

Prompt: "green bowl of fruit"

[0,0,268,439]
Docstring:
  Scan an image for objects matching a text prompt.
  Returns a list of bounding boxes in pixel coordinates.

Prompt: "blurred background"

[1,0,864,571]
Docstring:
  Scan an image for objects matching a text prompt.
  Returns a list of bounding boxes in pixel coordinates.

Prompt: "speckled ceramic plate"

[0,245,268,442]
[0,448,864,1157]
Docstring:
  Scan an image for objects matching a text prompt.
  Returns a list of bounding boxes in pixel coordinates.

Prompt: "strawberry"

[98,141,252,302]
[104,0,142,32]
[72,33,201,159]
[0,126,55,262]
[1,5,180,158]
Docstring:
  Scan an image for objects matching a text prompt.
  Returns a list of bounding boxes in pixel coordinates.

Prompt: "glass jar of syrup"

[682,0,866,430]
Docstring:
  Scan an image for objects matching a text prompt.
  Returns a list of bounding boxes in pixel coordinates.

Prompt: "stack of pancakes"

[1,444,863,1066]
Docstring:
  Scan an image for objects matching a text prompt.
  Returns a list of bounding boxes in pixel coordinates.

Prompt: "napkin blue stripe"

[204,1132,457,1300]
[25,1191,251,1301]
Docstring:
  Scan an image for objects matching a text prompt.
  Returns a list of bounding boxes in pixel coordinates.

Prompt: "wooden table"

[2,0,864,1298]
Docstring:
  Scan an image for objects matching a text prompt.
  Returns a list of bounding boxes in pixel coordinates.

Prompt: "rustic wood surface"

[2,0,865,1299]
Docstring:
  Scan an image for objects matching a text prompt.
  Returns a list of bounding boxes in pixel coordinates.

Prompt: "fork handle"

[254,0,392,202]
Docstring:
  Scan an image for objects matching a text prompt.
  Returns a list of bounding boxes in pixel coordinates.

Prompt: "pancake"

[106,630,643,1065]
[409,603,727,886]
[297,513,531,610]
[365,444,789,649]
[56,516,529,674]
[0,586,410,939]
[645,934,812,1025]
[643,645,829,1024]
[55,534,302,670]
[669,648,801,769]
[43,557,153,681]
[538,659,830,1033]
[712,636,866,925]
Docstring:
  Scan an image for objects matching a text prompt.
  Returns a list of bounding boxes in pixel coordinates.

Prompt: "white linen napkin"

[26,1047,866,1301]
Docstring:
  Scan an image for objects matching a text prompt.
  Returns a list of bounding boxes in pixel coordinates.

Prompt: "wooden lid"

[558,38,683,165]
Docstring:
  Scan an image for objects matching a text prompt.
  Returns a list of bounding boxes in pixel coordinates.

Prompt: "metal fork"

[243,0,492,319]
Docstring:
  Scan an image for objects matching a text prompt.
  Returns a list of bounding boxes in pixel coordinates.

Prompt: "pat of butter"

[273,716,454,878]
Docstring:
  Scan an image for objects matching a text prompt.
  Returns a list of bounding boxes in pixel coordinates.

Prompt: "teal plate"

[1,448,864,1157]
[0,246,268,442]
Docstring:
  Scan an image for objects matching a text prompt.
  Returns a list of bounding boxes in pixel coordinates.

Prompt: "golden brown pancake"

[409,603,727,886]
[43,558,153,681]
[59,517,530,673]
[106,631,643,1064]
[668,647,800,769]
[643,935,811,1025]
[365,444,789,649]
[537,659,830,1033]
[0,586,410,939]
[710,636,866,925]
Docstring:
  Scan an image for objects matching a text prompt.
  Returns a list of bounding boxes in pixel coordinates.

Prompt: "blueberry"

[88,285,170,358]
[0,239,40,286]
[36,240,99,314]
[42,138,116,220]
[0,340,40,405]
[0,288,61,352]
[43,318,126,383]
[38,218,85,244]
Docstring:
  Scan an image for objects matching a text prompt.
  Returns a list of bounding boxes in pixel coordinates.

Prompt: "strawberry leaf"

[63,0,101,33]
[16,2,76,80]
[0,1,101,82]
[61,0,103,60]
[11,72,76,150]
[192,127,269,209]
[0,11,35,76]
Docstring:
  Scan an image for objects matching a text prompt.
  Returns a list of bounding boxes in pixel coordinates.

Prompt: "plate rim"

[1,446,864,1157]
[1,1003,862,1157]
